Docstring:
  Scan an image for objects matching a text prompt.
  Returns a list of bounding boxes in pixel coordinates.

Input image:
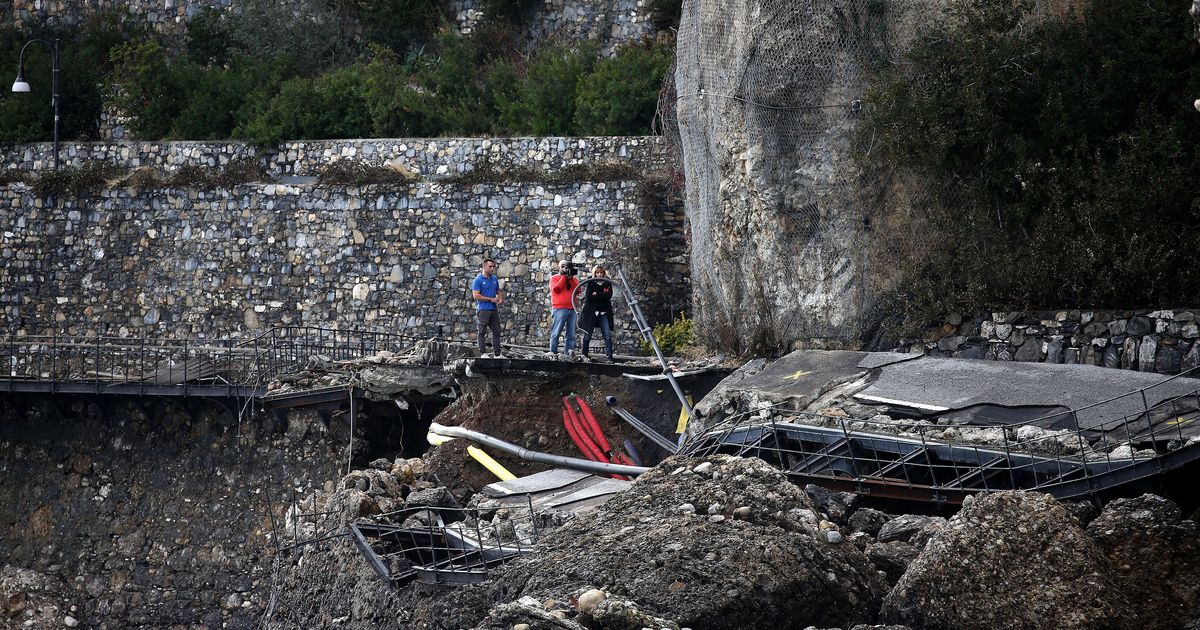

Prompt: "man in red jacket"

[548,259,580,358]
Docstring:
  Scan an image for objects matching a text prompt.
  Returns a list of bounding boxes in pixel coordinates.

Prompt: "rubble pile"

[473,455,889,630]
[259,432,1200,630]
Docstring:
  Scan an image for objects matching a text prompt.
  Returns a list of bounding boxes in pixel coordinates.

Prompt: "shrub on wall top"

[574,43,674,136]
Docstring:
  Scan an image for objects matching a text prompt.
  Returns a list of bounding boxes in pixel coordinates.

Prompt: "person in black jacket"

[579,265,615,361]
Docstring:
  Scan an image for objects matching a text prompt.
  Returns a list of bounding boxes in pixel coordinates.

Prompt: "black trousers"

[476,309,501,354]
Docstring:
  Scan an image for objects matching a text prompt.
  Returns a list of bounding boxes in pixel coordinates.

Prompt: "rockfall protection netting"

[664,0,901,351]
[663,0,1101,352]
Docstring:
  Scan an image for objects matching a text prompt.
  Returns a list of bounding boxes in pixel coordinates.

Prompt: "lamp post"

[11,38,61,170]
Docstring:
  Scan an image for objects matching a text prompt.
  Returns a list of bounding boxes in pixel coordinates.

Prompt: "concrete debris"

[876,515,947,546]
[475,455,888,630]
[1085,495,1200,629]
[881,492,1135,629]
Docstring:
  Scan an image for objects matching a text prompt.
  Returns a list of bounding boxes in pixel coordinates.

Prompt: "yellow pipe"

[427,431,516,481]
[467,445,516,481]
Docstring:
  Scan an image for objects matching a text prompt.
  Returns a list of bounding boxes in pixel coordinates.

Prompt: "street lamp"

[11,38,60,170]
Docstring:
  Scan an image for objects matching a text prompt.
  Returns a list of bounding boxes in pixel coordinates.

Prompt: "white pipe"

[428,422,650,477]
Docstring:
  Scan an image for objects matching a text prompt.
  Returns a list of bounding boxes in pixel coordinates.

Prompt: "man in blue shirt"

[471,258,505,357]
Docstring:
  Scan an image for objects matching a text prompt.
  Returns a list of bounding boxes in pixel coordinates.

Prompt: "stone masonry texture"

[5,0,653,56]
[900,310,1200,376]
[0,138,690,352]
[0,394,350,629]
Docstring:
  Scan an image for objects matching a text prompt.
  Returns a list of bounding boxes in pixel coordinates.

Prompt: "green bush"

[4,5,673,143]
[642,312,693,357]
[498,42,598,135]
[184,7,232,67]
[237,65,374,145]
[858,0,1200,326]
[0,170,29,186]
[574,43,673,135]
[355,0,447,53]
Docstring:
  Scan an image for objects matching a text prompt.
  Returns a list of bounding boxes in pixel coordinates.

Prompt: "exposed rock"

[576,588,606,615]
[591,594,681,630]
[405,486,458,510]
[1086,495,1200,629]
[877,514,946,545]
[1014,339,1041,362]
[1138,336,1158,372]
[804,484,859,523]
[0,566,70,629]
[1155,345,1181,374]
[848,508,891,537]
[473,601,586,630]
[882,491,1134,629]
[1125,315,1153,336]
[675,0,938,346]
[866,541,918,585]
[482,456,888,629]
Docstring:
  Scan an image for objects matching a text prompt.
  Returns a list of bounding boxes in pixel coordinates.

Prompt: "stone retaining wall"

[0,138,688,350]
[2,136,665,178]
[3,0,226,35]
[899,310,1200,375]
[6,0,653,55]
[451,0,657,55]
[0,394,377,629]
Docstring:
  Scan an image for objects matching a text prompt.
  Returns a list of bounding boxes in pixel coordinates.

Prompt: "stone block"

[1138,336,1159,372]
[1014,339,1040,362]
[1183,343,1200,372]
[1127,316,1154,336]
[1045,341,1064,364]
[1122,337,1139,370]
[1102,344,1121,369]
[1155,346,1181,374]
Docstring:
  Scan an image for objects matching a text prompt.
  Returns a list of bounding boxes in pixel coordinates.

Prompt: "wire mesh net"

[667,0,907,351]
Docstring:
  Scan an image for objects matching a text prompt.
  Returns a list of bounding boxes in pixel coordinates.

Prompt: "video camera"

[563,262,578,277]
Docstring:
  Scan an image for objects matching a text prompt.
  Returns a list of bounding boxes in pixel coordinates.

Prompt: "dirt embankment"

[423,371,675,502]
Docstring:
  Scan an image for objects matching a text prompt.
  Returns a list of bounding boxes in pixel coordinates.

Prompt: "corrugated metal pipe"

[428,422,651,477]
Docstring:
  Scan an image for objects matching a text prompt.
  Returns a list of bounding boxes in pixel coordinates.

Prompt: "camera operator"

[548,259,580,358]
[579,265,615,362]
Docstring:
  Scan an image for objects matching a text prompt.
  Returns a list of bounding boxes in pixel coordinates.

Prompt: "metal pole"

[347,389,356,476]
[51,39,59,171]
[615,268,693,420]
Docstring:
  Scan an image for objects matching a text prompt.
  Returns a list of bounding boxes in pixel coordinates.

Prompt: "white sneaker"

[494,353,506,359]
[566,350,576,360]
[480,352,493,359]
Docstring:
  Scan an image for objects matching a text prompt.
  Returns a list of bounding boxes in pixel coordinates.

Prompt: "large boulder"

[882,491,1134,629]
[877,514,946,545]
[483,455,889,629]
[1085,494,1200,629]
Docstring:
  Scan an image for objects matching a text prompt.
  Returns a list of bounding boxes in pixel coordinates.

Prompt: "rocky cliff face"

[674,0,910,351]
[672,0,1091,352]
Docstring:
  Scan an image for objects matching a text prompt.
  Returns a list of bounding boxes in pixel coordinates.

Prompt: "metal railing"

[0,332,262,395]
[0,326,450,397]
[349,502,540,587]
[683,372,1200,504]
